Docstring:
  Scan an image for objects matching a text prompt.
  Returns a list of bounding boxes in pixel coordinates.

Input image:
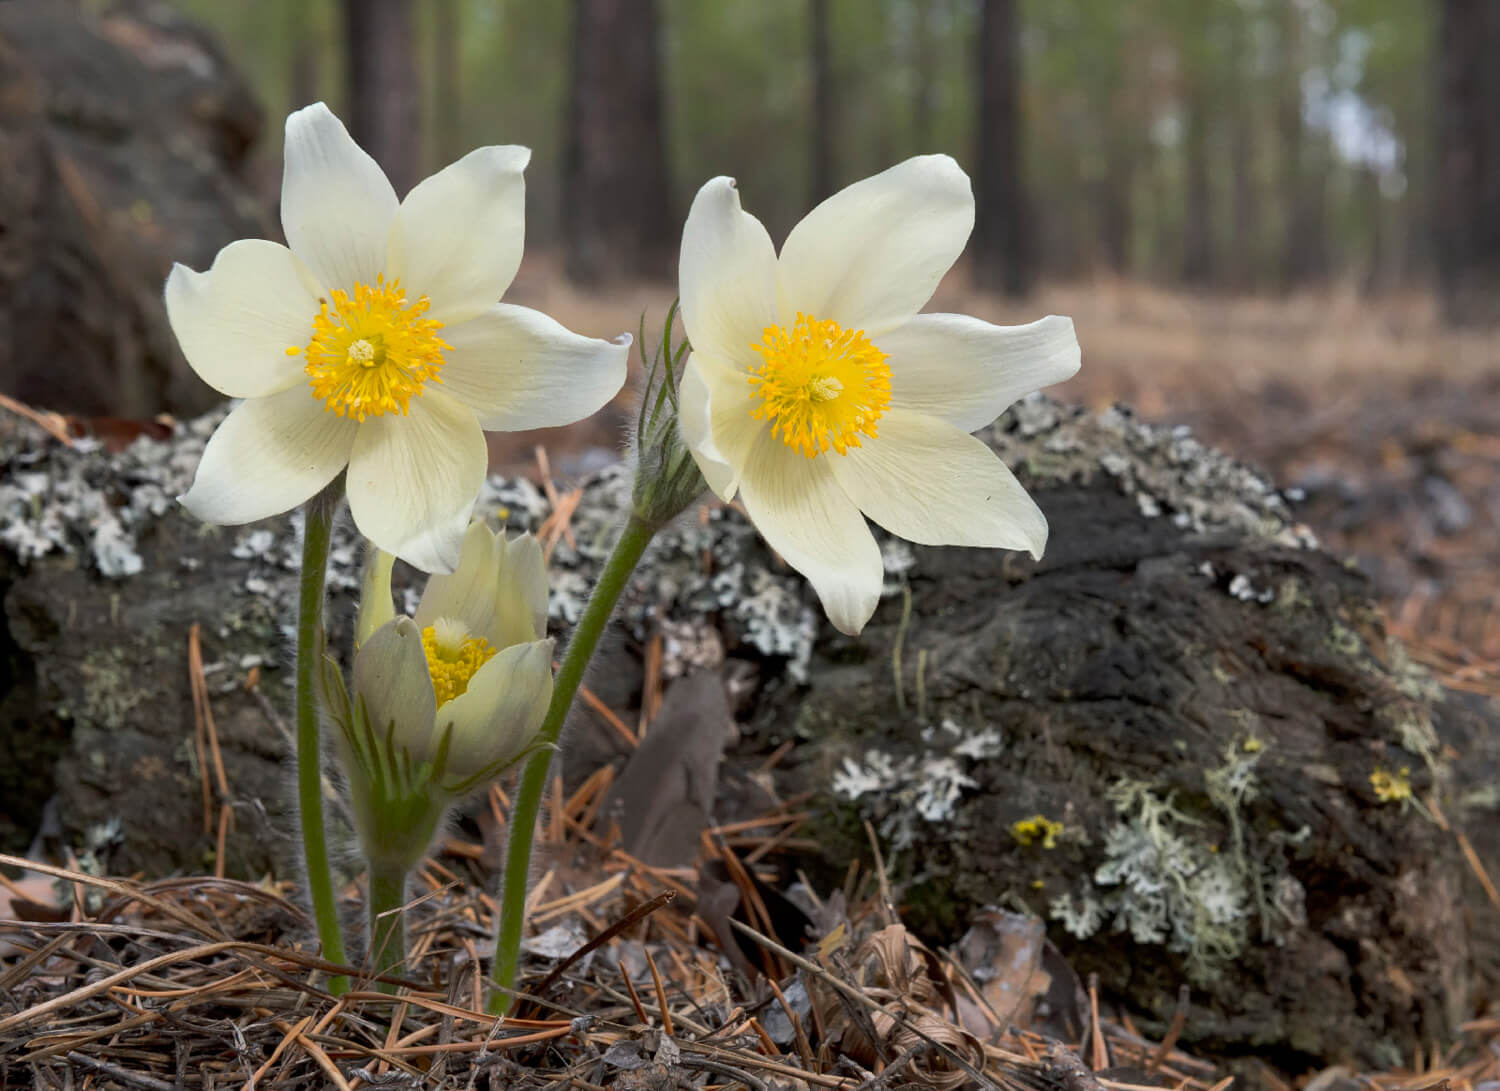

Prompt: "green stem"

[296,486,349,995]
[488,513,658,1013]
[367,862,408,993]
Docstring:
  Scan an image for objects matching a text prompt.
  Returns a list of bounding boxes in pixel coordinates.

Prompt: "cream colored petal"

[165,240,321,399]
[439,638,554,780]
[438,304,629,430]
[679,177,779,365]
[356,548,397,649]
[415,521,501,637]
[830,408,1047,557]
[679,352,763,503]
[883,314,1081,432]
[179,386,355,525]
[280,102,398,292]
[493,533,549,646]
[352,617,439,762]
[386,145,530,325]
[776,155,973,336]
[737,432,883,636]
[345,389,487,574]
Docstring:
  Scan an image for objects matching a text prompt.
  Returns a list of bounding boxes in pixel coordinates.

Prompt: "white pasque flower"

[351,522,554,795]
[167,102,629,572]
[676,155,1081,635]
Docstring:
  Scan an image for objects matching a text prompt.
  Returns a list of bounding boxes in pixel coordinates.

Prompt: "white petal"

[280,103,398,291]
[679,352,763,502]
[883,314,1081,432]
[345,389,488,573]
[352,617,438,761]
[179,386,355,525]
[831,409,1047,557]
[164,240,321,398]
[494,533,549,646]
[776,155,973,336]
[440,638,554,779]
[679,177,779,365]
[438,304,629,430]
[737,433,883,636]
[415,521,501,637]
[356,548,397,649]
[386,145,530,325]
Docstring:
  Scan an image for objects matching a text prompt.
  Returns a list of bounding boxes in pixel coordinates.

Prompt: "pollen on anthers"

[421,618,498,707]
[747,313,892,458]
[288,275,450,422]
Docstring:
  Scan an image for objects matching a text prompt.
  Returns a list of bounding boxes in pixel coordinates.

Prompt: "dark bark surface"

[0,0,271,419]
[0,399,1494,1073]
[562,0,674,285]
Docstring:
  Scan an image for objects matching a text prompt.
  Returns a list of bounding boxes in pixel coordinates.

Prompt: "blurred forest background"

[174,0,1498,315]
[0,0,1497,668]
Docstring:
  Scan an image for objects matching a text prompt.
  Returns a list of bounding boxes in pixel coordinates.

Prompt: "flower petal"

[356,548,397,649]
[352,617,438,761]
[179,386,355,524]
[439,304,629,430]
[415,521,501,637]
[281,102,398,292]
[679,177,779,366]
[883,314,1081,432]
[679,352,763,502]
[440,638,554,780]
[494,533,549,646]
[345,389,487,573]
[830,409,1047,557]
[386,145,530,324]
[165,240,322,398]
[737,432,883,636]
[776,155,973,336]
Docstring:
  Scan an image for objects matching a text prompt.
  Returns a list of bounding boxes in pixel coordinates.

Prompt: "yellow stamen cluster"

[748,313,891,458]
[420,618,498,707]
[293,275,449,421]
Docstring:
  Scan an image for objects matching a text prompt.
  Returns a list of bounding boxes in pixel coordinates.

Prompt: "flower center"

[291,275,450,422]
[420,617,498,707]
[747,313,892,458]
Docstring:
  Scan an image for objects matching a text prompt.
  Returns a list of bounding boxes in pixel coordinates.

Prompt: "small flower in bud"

[329,523,554,869]
[630,301,708,530]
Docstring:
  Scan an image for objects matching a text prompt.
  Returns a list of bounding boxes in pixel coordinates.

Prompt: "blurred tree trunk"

[1434,0,1500,323]
[809,0,834,204]
[342,0,418,194]
[430,0,462,167]
[563,0,674,284]
[911,0,938,151]
[1180,93,1213,285]
[1275,0,1326,290]
[973,0,1030,297]
[1227,10,1259,291]
[283,0,318,111]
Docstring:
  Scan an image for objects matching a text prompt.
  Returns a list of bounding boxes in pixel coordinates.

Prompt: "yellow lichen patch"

[296,275,450,421]
[421,618,498,707]
[1011,815,1064,849]
[1242,735,1263,753]
[1370,765,1412,804]
[747,312,892,458]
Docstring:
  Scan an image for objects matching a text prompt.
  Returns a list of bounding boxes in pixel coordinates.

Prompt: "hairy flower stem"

[296,485,349,995]
[488,513,658,1014]
[367,863,408,994]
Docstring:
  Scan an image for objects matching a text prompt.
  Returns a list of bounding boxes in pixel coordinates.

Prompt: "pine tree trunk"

[1180,94,1213,286]
[1434,0,1500,323]
[430,0,462,167]
[342,0,419,195]
[973,0,1030,296]
[809,0,834,204]
[563,0,674,285]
